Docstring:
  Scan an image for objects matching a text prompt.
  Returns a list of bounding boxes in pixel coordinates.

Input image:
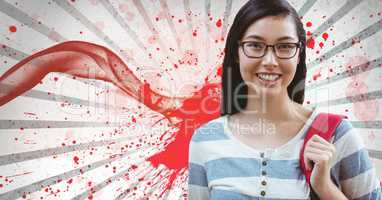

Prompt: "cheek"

[281,61,298,83]
[239,59,258,80]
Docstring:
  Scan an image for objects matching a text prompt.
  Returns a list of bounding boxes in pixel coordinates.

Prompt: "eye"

[246,42,264,50]
[276,43,295,50]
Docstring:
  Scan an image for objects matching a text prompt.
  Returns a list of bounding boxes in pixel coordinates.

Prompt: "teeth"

[257,73,280,81]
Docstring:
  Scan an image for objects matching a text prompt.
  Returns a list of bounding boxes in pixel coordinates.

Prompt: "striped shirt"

[188,109,381,199]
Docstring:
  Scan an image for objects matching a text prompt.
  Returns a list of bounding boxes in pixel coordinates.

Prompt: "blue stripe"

[192,121,229,142]
[211,188,309,200]
[205,158,304,181]
[188,162,208,187]
[333,120,353,143]
[354,187,381,200]
[331,149,374,181]
[211,189,254,200]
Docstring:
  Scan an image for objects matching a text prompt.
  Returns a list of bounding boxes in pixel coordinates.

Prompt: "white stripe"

[189,140,257,164]
[332,128,365,167]
[340,167,380,199]
[190,138,305,165]
[209,176,310,199]
[188,184,210,200]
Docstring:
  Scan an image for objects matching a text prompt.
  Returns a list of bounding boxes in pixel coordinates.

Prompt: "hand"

[304,134,336,193]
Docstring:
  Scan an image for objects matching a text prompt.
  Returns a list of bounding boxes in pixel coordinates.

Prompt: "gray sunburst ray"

[307,19,382,72]
[0,0,65,42]
[312,89,382,107]
[0,44,28,60]
[52,0,142,68]
[0,134,142,166]
[297,0,317,17]
[71,159,151,200]
[159,0,184,54]
[131,0,178,66]
[0,145,152,200]
[310,0,363,38]
[220,0,233,40]
[306,56,382,91]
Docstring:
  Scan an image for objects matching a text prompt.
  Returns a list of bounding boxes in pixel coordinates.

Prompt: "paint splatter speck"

[9,25,17,33]
[322,32,329,41]
[192,30,197,37]
[319,42,324,48]
[216,19,222,28]
[307,37,315,49]
[73,156,79,164]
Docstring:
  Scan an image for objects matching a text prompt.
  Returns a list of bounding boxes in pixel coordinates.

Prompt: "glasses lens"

[275,43,297,58]
[243,42,265,58]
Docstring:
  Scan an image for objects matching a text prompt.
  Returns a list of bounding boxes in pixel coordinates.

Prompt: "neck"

[242,88,299,122]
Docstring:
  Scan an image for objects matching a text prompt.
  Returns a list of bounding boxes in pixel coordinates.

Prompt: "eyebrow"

[243,35,298,41]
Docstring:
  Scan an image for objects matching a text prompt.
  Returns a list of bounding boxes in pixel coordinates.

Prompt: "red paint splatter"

[216,19,222,28]
[180,50,198,66]
[307,37,315,49]
[217,65,223,77]
[306,21,312,27]
[147,83,220,196]
[319,42,324,48]
[312,69,321,81]
[148,34,158,44]
[322,32,329,41]
[23,112,36,116]
[53,77,59,81]
[9,26,17,33]
[192,30,197,37]
[0,41,222,196]
[345,56,371,80]
[345,55,379,121]
[73,156,79,165]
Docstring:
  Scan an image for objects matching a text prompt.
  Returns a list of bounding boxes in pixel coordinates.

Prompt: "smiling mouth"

[256,73,281,82]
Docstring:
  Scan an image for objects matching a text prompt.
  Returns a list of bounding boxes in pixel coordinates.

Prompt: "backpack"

[299,113,344,199]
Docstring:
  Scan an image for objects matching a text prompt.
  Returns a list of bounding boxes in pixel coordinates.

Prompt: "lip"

[255,73,282,87]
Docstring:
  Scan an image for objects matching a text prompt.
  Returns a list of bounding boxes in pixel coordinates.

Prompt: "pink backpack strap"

[299,113,344,185]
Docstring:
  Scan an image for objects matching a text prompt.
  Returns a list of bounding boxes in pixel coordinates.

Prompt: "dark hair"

[221,0,307,116]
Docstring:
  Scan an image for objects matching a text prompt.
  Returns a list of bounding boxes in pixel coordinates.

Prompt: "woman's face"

[238,15,300,98]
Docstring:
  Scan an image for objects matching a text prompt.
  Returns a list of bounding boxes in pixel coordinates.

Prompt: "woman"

[188,0,381,199]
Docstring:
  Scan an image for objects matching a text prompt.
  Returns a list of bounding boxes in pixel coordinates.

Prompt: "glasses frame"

[238,41,301,59]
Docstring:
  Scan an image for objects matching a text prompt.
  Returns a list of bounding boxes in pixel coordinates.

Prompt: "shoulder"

[191,116,230,143]
[332,119,355,144]
[331,119,367,166]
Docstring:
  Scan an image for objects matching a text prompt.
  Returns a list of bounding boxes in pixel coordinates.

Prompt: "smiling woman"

[188,0,381,199]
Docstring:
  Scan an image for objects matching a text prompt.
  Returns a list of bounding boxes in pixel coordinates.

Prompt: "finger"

[305,147,333,158]
[311,134,332,145]
[305,151,332,164]
[305,152,320,163]
[305,152,330,164]
[303,153,314,171]
[308,141,335,153]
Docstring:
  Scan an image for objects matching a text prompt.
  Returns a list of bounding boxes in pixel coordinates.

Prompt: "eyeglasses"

[238,41,301,59]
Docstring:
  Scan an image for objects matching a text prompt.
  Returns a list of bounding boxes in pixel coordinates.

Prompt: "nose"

[261,47,278,66]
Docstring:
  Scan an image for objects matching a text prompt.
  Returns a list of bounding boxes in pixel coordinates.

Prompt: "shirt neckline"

[223,107,318,154]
